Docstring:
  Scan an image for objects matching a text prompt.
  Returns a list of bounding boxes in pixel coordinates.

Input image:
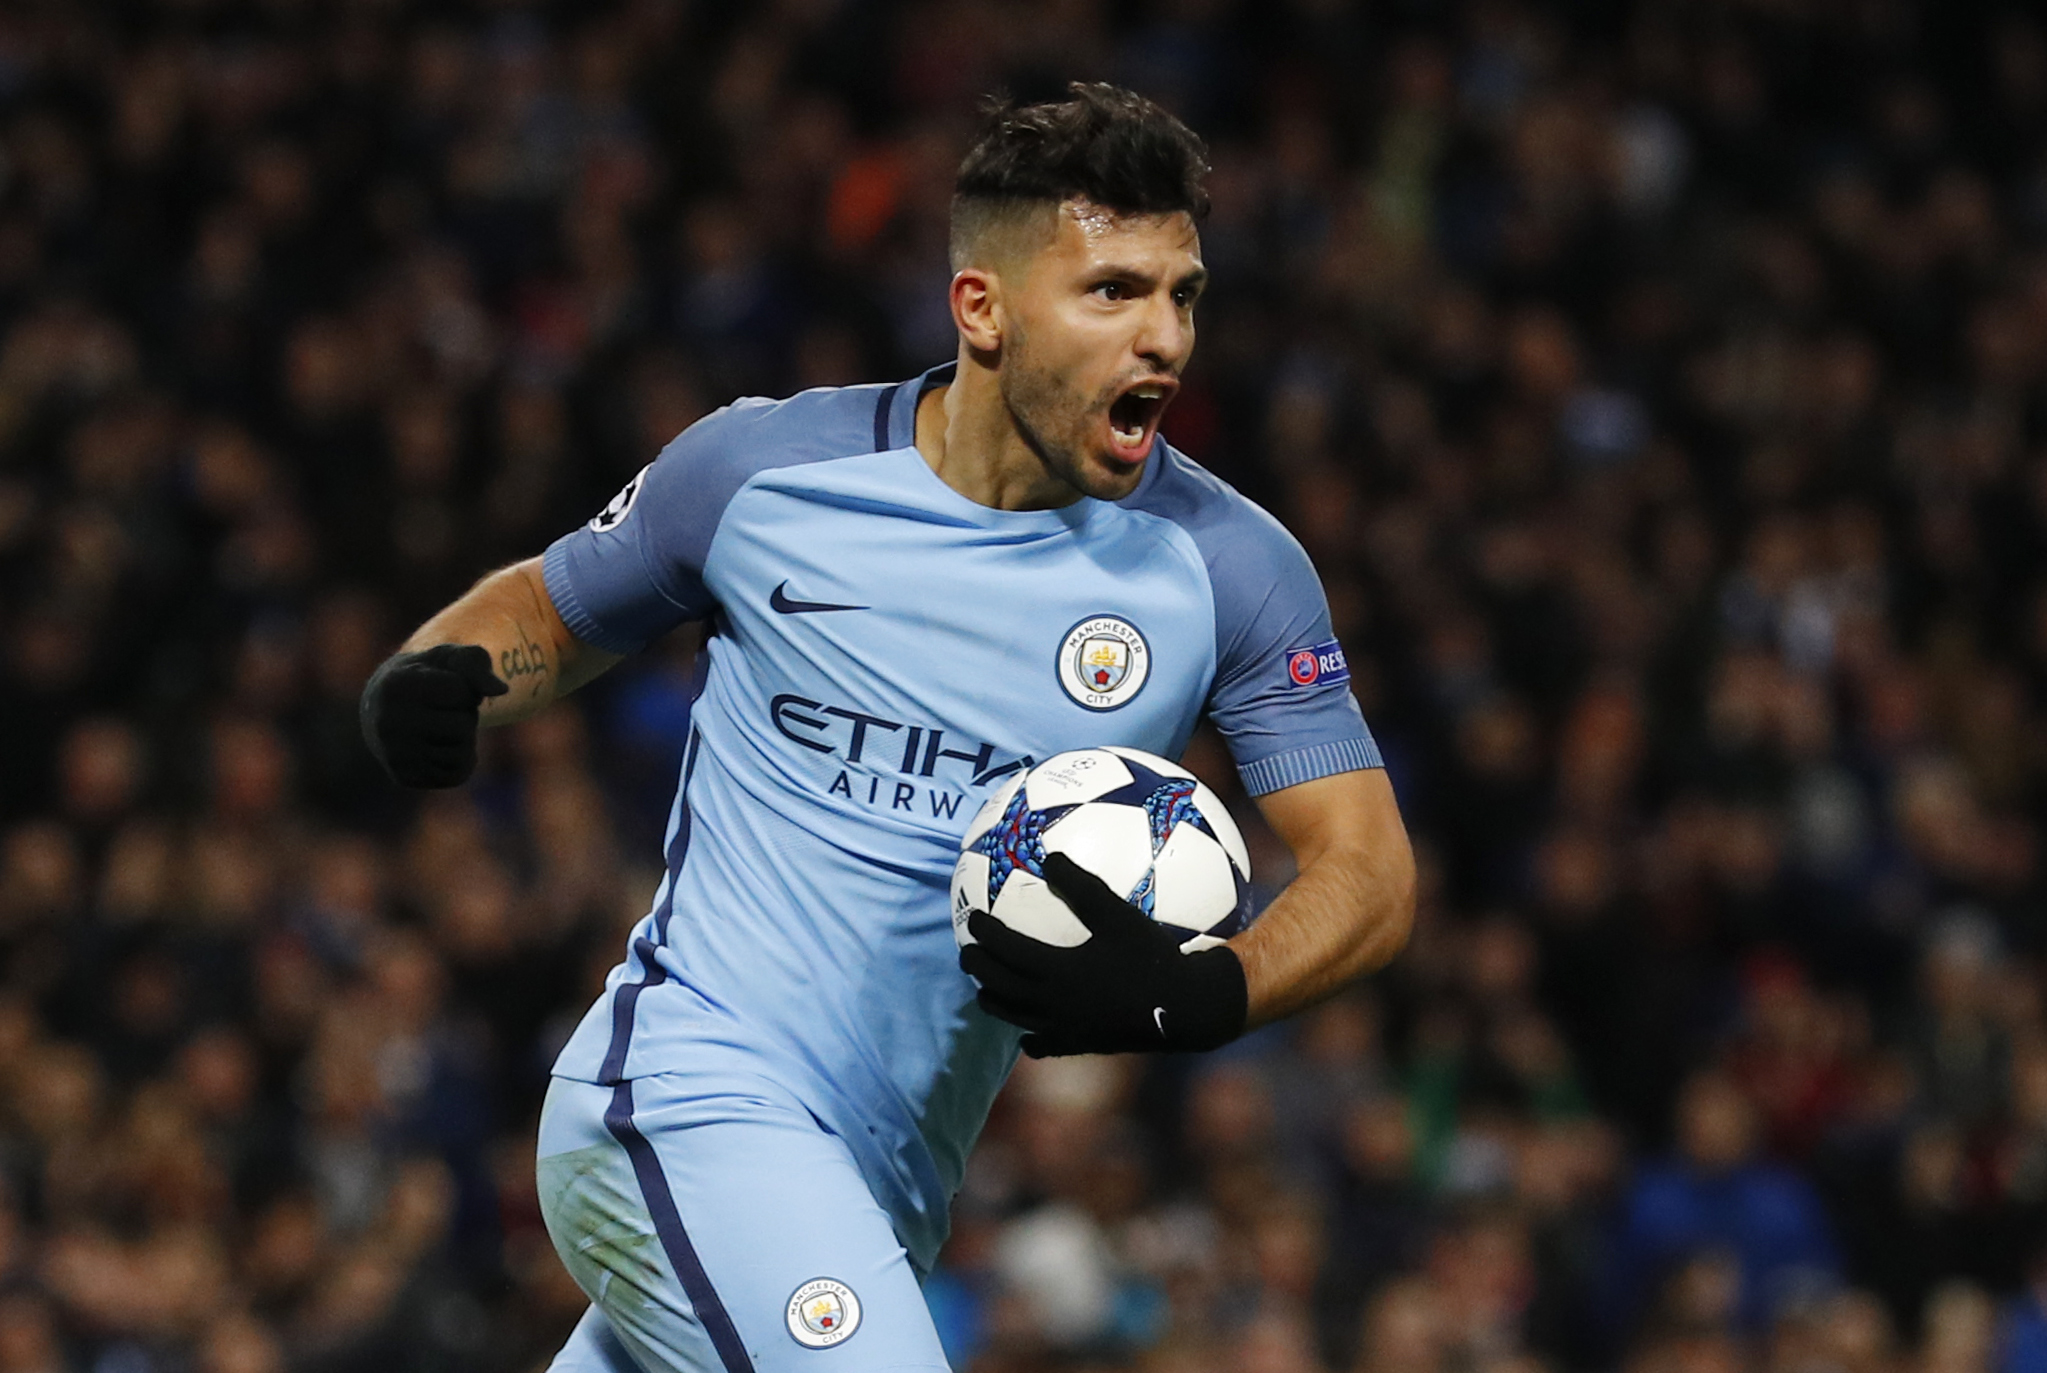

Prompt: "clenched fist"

[359,644,508,788]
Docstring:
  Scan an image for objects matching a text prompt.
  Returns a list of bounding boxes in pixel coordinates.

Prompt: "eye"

[1093,281,1130,301]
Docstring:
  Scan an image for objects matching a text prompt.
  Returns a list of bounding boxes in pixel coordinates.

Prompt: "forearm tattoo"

[500,633,549,696]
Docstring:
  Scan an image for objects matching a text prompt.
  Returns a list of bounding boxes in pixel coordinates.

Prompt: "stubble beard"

[998,323,1134,503]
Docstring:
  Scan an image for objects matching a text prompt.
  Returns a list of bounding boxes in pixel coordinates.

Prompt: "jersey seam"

[1107,503,1222,719]
[1124,450,1282,694]
[1111,502,1215,602]
[696,447,928,597]
[568,387,911,647]
[629,513,702,622]
[1210,578,1284,693]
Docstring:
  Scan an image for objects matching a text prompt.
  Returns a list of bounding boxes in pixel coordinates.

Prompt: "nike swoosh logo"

[770,581,868,615]
[1154,1007,1167,1037]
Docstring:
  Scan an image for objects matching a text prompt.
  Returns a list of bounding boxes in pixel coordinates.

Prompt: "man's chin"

[1071,458,1147,502]
[1030,423,1148,502]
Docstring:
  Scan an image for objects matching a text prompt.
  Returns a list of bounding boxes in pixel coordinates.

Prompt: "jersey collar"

[881,362,954,452]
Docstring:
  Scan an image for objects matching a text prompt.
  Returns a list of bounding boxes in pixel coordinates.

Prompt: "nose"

[1133,291,1193,371]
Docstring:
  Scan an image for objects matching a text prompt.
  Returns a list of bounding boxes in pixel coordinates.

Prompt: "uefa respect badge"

[1283,639,1350,688]
[786,1277,861,1349]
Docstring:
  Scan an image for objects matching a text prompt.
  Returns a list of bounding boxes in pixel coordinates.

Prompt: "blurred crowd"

[2,0,2047,1371]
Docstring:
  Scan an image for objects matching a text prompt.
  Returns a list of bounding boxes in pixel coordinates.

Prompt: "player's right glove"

[960,852,1249,1058]
[359,644,508,788]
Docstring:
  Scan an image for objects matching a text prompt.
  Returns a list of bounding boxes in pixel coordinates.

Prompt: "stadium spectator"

[1604,1069,1839,1335]
[1,0,2046,1370]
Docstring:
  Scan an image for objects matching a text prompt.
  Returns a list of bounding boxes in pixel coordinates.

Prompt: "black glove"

[359,644,508,788]
[960,852,1248,1058]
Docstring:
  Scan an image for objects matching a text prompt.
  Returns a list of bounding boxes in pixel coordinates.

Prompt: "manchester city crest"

[786,1277,861,1349]
[1057,615,1150,711]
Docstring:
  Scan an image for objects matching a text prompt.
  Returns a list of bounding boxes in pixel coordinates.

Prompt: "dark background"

[1,0,2046,1370]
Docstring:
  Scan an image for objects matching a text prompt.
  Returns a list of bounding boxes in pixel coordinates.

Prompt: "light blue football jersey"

[544,363,1381,1271]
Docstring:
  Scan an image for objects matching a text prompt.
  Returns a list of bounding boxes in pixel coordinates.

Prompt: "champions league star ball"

[952,747,1253,953]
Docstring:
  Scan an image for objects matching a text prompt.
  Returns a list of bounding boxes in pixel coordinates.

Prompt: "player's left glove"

[960,852,1248,1058]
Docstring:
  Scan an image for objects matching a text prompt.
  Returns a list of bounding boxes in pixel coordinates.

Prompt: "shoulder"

[574,381,896,585]
[1122,443,1326,659]
[1122,443,1313,587]
[660,381,893,483]
[629,381,896,551]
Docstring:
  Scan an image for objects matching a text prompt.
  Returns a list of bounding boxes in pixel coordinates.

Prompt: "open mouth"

[1106,377,1176,460]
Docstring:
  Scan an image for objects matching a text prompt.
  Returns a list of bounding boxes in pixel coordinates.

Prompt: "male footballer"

[361,83,1414,1373]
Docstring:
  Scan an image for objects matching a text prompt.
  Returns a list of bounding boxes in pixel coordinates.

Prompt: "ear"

[950,266,1004,356]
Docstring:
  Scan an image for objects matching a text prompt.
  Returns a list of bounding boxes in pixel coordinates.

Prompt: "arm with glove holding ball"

[962,766,1415,1059]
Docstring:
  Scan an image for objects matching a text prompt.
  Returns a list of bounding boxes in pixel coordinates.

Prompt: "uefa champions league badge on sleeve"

[589,463,651,532]
[1283,639,1350,689]
[1057,615,1150,711]
[786,1278,861,1349]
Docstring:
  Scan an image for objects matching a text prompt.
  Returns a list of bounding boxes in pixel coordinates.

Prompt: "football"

[952,746,1253,953]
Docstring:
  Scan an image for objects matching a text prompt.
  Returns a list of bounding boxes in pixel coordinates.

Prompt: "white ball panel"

[989,872,1092,947]
[1178,933,1229,953]
[1099,745,1195,780]
[1149,824,1239,933]
[1040,803,1154,902]
[1190,780,1251,879]
[961,771,1027,847]
[1024,750,1133,810]
[951,851,991,947]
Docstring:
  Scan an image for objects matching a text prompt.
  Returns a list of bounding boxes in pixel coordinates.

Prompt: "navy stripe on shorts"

[604,1079,755,1373]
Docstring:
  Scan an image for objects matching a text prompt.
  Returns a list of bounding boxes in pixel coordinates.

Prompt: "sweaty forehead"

[1048,199,1202,268]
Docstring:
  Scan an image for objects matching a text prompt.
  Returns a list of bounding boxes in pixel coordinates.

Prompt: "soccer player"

[360,84,1414,1373]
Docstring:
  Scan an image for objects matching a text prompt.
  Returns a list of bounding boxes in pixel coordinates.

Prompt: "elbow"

[1376,838,1418,965]
[1350,830,1416,974]
[1323,833,1416,978]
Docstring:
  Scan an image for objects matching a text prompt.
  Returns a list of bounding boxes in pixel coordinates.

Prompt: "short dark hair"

[950,83,1210,269]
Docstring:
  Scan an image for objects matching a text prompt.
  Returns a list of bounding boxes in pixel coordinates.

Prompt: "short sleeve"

[1125,450,1382,796]
[1204,515,1382,795]
[541,397,784,654]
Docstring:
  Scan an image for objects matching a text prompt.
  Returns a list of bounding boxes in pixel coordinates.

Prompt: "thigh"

[547,1305,645,1373]
[537,1075,949,1373]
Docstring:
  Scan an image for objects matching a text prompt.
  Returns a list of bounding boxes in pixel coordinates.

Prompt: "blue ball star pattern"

[971,757,1247,935]
[970,789,1076,907]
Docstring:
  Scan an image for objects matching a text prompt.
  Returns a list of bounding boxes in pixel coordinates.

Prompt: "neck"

[914,350,1082,512]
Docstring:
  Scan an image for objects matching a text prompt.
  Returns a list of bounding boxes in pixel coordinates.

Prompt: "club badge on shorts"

[1057,615,1150,711]
[786,1278,861,1349]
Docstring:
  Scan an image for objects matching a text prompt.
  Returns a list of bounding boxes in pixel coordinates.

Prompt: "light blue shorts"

[537,1074,950,1373]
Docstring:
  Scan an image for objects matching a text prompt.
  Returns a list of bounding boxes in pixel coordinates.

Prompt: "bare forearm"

[401,558,619,725]
[1229,769,1416,1027]
[1231,844,1412,1025]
